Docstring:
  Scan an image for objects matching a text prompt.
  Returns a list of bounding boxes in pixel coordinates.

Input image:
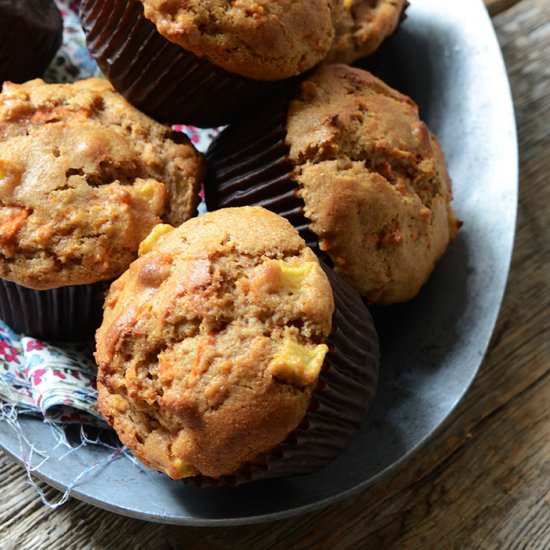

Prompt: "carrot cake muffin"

[328,0,408,64]
[96,207,379,482]
[0,78,203,338]
[205,65,460,304]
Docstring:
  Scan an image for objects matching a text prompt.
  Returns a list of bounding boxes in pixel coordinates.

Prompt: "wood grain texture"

[485,0,522,15]
[1,1,549,548]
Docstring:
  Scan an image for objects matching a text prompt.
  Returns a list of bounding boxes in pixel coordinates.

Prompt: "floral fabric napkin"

[0,321,102,425]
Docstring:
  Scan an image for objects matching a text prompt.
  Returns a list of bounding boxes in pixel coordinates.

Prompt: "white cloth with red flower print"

[0,0,219,426]
[0,321,102,425]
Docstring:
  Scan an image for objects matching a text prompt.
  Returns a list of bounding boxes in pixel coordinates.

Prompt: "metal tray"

[0,0,518,526]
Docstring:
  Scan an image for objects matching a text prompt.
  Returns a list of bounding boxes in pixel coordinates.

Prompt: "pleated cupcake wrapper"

[204,99,331,269]
[188,264,380,487]
[0,279,107,341]
[80,0,295,128]
[0,0,63,84]
[205,99,319,240]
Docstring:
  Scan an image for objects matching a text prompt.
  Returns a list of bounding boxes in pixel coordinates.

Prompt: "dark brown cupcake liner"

[188,263,379,487]
[80,0,297,128]
[205,99,322,248]
[0,279,108,341]
[0,0,63,85]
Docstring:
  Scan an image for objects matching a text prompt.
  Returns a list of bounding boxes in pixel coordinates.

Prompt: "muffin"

[205,65,461,304]
[95,207,379,483]
[0,78,203,339]
[80,0,335,127]
[327,0,409,64]
[0,0,63,85]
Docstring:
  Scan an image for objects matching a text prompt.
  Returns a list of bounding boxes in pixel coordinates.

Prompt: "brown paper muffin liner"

[80,0,296,128]
[188,263,379,487]
[0,0,63,85]
[0,279,107,341]
[205,100,325,257]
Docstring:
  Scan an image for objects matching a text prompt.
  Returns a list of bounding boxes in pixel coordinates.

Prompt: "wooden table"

[1,1,548,548]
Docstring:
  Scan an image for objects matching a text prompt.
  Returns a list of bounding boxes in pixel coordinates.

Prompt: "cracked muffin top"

[286,65,460,303]
[0,78,203,290]
[327,0,407,64]
[139,0,334,81]
[95,206,334,479]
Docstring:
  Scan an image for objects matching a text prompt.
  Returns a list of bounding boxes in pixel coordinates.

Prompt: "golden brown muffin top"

[286,65,460,303]
[0,78,203,290]
[139,0,334,81]
[327,0,406,64]
[95,207,334,479]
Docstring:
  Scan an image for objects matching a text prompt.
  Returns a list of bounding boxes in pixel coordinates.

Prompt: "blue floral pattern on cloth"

[0,0,219,425]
